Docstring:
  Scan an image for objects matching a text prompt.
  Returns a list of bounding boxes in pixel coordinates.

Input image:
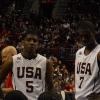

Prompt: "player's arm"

[0,57,13,86]
[97,51,100,69]
[46,59,54,91]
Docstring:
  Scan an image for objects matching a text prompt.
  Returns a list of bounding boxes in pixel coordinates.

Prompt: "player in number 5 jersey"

[75,21,100,100]
[0,33,54,100]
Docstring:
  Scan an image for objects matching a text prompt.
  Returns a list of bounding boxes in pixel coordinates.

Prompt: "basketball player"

[1,46,17,93]
[75,21,100,100]
[0,33,53,100]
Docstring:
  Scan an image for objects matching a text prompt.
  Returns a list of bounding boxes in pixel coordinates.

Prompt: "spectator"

[4,90,28,100]
[38,90,62,100]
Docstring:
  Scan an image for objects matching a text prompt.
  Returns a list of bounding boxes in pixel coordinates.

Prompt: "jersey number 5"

[26,81,34,93]
[79,77,84,88]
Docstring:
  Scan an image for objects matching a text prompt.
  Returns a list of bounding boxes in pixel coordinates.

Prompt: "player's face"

[77,31,95,47]
[23,34,39,53]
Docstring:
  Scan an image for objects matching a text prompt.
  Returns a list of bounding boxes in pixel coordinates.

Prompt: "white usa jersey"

[75,45,100,100]
[12,53,46,100]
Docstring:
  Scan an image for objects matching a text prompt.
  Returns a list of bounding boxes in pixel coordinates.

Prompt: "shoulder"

[76,46,85,55]
[37,54,47,61]
[37,54,53,67]
[13,53,22,59]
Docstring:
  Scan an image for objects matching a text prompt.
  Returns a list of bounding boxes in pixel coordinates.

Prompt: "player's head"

[1,46,17,64]
[4,90,28,100]
[76,20,97,48]
[38,91,62,100]
[21,32,39,52]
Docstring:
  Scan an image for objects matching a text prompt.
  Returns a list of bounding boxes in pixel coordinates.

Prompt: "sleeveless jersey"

[75,45,100,100]
[12,53,46,100]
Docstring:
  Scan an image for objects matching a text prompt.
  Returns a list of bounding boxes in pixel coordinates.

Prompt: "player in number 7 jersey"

[75,21,100,100]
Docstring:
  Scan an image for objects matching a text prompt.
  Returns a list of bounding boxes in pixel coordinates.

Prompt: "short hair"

[77,20,95,34]
[19,32,38,42]
[38,91,62,100]
[4,90,28,100]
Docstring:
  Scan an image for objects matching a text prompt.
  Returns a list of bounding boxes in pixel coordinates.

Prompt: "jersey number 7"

[79,77,84,88]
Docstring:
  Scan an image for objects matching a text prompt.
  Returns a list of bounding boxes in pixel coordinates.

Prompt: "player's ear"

[20,40,25,49]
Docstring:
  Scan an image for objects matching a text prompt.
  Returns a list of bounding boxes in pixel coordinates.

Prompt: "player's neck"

[86,41,98,51]
[21,51,37,60]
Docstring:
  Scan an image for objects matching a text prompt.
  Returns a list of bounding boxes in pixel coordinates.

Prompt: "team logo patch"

[17,57,21,60]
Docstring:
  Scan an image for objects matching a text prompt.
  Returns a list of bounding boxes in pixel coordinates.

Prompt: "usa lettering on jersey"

[17,67,41,79]
[77,62,92,75]
[17,66,42,92]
